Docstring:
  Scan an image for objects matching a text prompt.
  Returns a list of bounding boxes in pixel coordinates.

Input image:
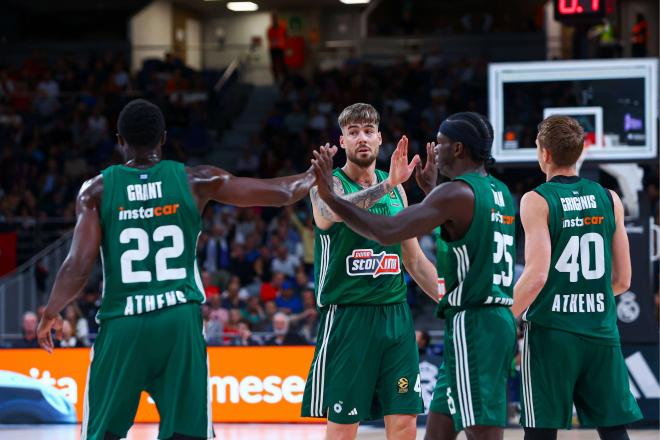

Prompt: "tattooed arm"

[310,175,395,230]
[310,136,419,230]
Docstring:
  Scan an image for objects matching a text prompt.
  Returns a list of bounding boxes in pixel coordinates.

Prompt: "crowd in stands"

[0,50,214,224]
[2,49,658,352]
[4,51,658,430]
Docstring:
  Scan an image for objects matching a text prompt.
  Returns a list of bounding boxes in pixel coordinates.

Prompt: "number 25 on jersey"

[493,232,514,287]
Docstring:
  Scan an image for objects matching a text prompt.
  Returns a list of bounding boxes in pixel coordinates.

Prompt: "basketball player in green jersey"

[300,103,439,440]
[312,112,518,440]
[36,99,334,440]
[512,115,641,440]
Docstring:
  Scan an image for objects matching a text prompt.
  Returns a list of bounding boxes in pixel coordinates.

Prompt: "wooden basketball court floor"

[0,424,657,439]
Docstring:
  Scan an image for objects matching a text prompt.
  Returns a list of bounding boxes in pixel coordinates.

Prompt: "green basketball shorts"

[429,306,517,431]
[301,303,423,424]
[81,303,214,440]
[520,322,642,429]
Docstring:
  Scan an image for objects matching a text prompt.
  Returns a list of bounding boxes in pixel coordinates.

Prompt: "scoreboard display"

[488,59,658,163]
[554,0,604,21]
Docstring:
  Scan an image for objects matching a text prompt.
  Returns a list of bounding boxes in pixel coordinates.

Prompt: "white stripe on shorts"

[522,323,535,427]
[453,311,475,428]
[311,304,336,416]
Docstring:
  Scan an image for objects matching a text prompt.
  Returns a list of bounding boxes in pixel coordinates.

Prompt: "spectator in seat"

[258,300,278,332]
[290,288,319,343]
[203,222,232,273]
[208,293,228,323]
[242,296,265,328]
[78,289,101,335]
[266,312,307,346]
[230,242,256,285]
[289,209,315,274]
[221,276,248,310]
[260,271,285,302]
[58,320,84,348]
[204,304,224,346]
[232,320,261,346]
[270,244,300,278]
[201,270,220,298]
[13,311,40,348]
[275,281,303,314]
[416,330,431,358]
[64,303,90,347]
[292,267,312,296]
[254,243,273,277]
[35,72,59,117]
[236,144,260,177]
[416,329,442,366]
[223,309,242,344]
[284,102,308,135]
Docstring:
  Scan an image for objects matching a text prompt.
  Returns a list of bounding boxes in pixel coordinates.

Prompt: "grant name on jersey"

[127,181,163,201]
[560,195,597,212]
[124,290,188,316]
[551,293,605,313]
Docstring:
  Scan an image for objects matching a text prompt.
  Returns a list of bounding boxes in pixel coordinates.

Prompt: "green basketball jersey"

[313,168,407,307]
[523,176,619,344]
[436,173,517,319]
[97,160,205,321]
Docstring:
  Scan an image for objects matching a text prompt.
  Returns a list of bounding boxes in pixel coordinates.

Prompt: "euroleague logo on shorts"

[345,249,401,278]
[397,377,409,394]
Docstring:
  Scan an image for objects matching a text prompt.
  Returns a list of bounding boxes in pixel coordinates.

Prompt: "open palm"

[388,136,420,187]
[415,142,438,195]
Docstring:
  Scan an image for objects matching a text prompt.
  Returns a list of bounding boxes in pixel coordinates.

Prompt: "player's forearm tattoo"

[311,177,393,222]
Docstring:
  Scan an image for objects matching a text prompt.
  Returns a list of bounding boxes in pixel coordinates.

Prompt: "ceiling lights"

[339,0,370,4]
[226,1,259,11]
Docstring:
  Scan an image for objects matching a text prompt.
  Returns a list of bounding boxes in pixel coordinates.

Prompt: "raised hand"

[388,135,421,187]
[415,142,438,195]
[37,313,64,354]
[311,145,336,201]
[307,143,338,173]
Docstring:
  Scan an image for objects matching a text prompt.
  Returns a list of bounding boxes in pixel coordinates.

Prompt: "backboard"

[488,58,658,163]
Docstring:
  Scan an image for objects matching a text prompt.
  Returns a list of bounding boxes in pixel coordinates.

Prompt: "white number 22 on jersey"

[120,225,187,283]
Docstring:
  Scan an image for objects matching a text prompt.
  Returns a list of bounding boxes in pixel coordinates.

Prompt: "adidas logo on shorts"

[348,408,358,416]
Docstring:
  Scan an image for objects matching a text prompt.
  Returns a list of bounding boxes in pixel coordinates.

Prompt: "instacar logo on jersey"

[118,203,180,221]
[345,249,401,278]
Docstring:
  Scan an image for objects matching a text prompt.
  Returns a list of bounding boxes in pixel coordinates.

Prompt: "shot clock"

[553,0,613,24]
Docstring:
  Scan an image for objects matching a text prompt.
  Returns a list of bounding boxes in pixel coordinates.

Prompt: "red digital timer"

[554,0,609,22]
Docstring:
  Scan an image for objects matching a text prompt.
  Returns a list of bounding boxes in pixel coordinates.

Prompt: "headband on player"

[439,119,492,160]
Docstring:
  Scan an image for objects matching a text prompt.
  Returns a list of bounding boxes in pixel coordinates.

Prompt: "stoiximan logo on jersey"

[346,249,400,277]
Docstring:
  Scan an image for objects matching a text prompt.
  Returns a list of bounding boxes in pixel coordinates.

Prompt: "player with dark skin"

[37,131,336,351]
[311,133,503,440]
